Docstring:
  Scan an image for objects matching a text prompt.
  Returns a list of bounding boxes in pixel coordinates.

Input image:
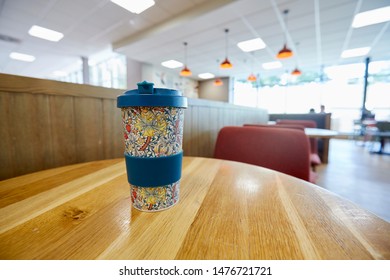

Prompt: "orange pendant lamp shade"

[220,58,233,69]
[291,67,302,76]
[247,73,257,82]
[214,78,223,86]
[180,66,192,76]
[277,43,293,59]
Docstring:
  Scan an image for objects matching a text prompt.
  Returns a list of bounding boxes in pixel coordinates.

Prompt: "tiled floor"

[316,139,390,222]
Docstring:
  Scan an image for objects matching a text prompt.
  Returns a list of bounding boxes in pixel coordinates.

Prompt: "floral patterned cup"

[117,82,187,212]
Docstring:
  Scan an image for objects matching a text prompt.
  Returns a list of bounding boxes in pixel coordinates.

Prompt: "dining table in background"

[365,130,390,155]
[304,128,338,163]
[0,157,389,260]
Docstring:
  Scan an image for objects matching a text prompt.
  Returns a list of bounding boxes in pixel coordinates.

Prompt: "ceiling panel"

[0,0,389,81]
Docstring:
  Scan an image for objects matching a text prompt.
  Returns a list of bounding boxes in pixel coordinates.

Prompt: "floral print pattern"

[121,106,184,211]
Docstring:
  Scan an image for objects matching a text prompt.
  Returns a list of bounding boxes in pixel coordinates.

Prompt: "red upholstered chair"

[214,126,314,182]
[275,120,322,169]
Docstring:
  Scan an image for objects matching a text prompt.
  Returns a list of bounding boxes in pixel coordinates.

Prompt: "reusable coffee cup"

[117,81,187,211]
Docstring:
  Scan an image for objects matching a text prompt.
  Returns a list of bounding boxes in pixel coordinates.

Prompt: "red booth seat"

[275,120,322,168]
[214,126,315,183]
[244,123,321,168]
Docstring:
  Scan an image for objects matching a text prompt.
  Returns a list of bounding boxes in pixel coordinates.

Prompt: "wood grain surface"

[1,157,389,260]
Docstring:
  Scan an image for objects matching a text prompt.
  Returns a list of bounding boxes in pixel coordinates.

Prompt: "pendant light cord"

[224,29,229,58]
[283,10,289,43]
[183,42,188,65]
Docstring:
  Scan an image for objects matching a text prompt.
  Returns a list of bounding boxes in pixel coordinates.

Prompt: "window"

[233,60,390,133]
[51,50,127,89]
[89,52,127,89]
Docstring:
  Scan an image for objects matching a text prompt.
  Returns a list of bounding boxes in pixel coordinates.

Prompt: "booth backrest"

[275,120,318,155]
[269,113,331,129]
[270,114,331,161]
[276,119,317,128]
[214,126,311,181]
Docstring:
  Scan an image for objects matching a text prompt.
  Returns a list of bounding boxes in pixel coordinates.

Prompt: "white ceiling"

[1,0,389,82]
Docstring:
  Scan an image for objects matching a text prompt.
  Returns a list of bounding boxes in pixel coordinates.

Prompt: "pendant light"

[291,42,301,76]
[247,53,257,82]
[291,67,302,76]
[277,10,293,59]
[247,73,257,82]
[214,78,223,86]
[214,59,224,86]
[180,42,192,76]
[220,29,233,69]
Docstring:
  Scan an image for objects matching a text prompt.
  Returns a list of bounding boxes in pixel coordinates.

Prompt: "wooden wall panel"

[103,99,124,159]
[74,97,104,163]
[6,93,52,177]
[0,73,268,180]
[0,92,13,179]
[189,105,200,156]
[49,95,77,167]
[183,108,192,156]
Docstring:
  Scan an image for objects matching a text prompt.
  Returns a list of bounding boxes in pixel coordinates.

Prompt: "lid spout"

[137,81,154,94]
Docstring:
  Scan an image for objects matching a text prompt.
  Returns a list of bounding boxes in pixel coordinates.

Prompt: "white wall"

[141,64,199,98]
[198,77,230,102]
[126,58,142,89]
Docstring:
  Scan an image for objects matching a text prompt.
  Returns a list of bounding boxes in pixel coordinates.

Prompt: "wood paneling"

[102,99,124,159]
[0,73,268,180]
[49,95,77,166]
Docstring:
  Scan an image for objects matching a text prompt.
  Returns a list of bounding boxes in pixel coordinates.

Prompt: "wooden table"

[1,157,389,260]
[305,128,338,163]
[304,128,338,139]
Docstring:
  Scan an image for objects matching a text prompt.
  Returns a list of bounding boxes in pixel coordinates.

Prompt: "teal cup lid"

[117,81,187,108]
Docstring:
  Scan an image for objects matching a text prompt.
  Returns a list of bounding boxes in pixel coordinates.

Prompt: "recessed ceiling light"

[237,38,266,52]
[111,0,155,14]
[9,52,35,62]
[161,60,183,69]
[28,25,63,42]
[198,73,215,79]
[352,6,390,28]
[341,47,371,58]
[262,61,282,70]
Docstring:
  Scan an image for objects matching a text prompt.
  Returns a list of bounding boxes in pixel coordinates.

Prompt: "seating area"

[214,126,314,183]
[1,0,390,267]
[269,113,332,163]
[275,120,322,170]
[245,122,322,169]
[363,120,390,154]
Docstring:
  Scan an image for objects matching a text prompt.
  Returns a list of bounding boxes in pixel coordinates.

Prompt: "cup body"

[121,106,185,211]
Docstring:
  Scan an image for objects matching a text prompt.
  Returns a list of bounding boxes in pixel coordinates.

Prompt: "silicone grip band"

[124,152,183,187]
